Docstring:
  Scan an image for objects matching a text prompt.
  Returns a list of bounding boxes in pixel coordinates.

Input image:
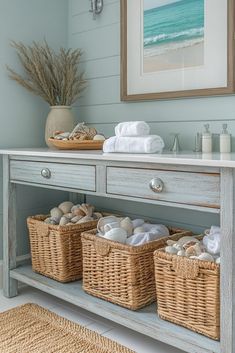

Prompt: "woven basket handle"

[172,257,199,279]
[94,238,111,256]
[36,222,50,237]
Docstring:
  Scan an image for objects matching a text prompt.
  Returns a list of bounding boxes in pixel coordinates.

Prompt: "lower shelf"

[10,265,220,353]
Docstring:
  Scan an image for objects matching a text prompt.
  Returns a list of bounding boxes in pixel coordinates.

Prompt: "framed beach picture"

[121,0,235,101]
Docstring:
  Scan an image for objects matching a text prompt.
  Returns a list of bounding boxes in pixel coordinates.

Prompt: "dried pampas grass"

[7,40,86,106]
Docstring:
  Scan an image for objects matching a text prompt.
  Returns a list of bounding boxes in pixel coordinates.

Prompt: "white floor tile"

[0,286,186,353]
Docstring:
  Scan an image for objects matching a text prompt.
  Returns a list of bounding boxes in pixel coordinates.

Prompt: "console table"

[1,148,234,353]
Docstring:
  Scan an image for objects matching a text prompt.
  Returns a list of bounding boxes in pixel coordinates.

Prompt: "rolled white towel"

[115,121,150,137]
[103,135,164,154]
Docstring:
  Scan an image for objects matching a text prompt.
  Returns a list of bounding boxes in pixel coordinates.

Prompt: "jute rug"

[0,304,135,353]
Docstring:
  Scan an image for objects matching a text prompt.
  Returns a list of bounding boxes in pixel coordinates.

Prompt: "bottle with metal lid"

[202,124,212,153]
[220,123,231,153]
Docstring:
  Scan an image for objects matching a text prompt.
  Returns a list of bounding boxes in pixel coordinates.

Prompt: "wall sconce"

[89,0,104,20]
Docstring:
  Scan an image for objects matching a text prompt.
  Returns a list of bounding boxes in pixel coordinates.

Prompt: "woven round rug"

[0,304,135,353]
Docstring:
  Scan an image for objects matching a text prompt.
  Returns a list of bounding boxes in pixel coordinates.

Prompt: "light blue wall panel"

[0,0,68,259]
[68,0,231,231]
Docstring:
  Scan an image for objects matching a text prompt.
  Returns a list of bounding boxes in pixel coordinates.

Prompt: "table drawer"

[107,167,220,208]
[10,161,96,192]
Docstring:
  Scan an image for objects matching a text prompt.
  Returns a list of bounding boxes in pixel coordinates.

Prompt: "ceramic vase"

[45,106,75,147]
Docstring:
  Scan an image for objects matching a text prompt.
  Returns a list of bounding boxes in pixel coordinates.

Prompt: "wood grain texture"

[121,0,235,101]
[2,155,18,298]
[220,168,235,353]
[10,160,96,192]
[10,265,219,353]
[107,167,220,209]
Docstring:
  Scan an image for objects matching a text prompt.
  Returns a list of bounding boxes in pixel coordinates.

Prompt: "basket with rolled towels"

[103,121,165,154]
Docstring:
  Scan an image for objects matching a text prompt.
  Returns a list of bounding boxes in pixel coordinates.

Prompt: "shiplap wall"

[67,0,227,231]
[69,0,235,151]
[0,0,68,261]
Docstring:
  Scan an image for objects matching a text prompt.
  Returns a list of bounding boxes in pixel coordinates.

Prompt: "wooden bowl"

[48,138,104,150]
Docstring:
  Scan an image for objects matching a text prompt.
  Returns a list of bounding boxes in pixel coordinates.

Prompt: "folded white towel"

[103,135,164,154]
[115,121,150,137]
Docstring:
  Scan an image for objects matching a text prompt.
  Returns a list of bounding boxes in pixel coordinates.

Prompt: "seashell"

[71,204,81,213]
[59,216,70,226]
[134,226,146,235]
[165,246,178,254]
[77,216,94,224]
[185,243,202,257]
[55,132,70,140]
[173,243,183,251]
[166,240,176,246]
[58,201,74,214]
[177,236,199,246]
[216,257,221,264]
[97,216,120,235]
[198,252,214,262]
[69,122,97,140]
[71,216,83,223]
[64,213,73,219]
[79,204,95,217]
[183,240,200,250]
[93,134,105,141]
[93,212,103,220]
[67,223,74,226]
[73,208,86,217]
[190,256,199,260]
[44,217,52,224]
[120,217,133,236]
[50,207,63,219]
[103,228,128,244]
[177,250,186,257]
[132,219,145,228]
[50,217,61,224]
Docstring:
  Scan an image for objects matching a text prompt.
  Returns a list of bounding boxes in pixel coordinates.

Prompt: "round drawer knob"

[41,168,51,179]
[149,178,164,193]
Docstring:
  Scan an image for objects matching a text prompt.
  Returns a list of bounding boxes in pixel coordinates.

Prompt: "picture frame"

[121,0,235,101]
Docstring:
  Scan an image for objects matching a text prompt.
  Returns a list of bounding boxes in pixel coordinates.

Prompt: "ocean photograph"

[143,0,205,73]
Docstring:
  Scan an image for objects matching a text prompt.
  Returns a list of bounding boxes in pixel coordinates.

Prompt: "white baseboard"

[0,254,30,290]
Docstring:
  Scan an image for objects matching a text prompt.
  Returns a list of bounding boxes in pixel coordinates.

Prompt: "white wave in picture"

[144,27,204,47]
[144,37,204,57]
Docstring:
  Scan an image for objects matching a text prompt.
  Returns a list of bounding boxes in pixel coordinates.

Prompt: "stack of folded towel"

[103,121,165,154]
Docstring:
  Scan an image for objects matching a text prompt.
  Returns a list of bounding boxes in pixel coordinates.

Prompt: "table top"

[1,148,235,168]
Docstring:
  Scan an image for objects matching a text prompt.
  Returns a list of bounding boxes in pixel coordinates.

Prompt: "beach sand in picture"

[143,41,204,73]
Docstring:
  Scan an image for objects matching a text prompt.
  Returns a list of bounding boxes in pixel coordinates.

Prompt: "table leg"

[3,155,18,298]
[220,168,235,353]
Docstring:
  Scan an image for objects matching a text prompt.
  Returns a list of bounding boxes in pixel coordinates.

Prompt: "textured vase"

[45,106,75,147]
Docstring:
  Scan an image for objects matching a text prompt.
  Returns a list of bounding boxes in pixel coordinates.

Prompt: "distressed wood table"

[1,148,234,353]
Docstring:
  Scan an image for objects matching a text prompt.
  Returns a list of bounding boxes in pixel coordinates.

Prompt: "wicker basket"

[27,215,99,283]
[154,244,220,340]
[81,227,192,310]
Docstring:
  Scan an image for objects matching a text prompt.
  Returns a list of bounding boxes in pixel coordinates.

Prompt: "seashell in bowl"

[93,134,105,141]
